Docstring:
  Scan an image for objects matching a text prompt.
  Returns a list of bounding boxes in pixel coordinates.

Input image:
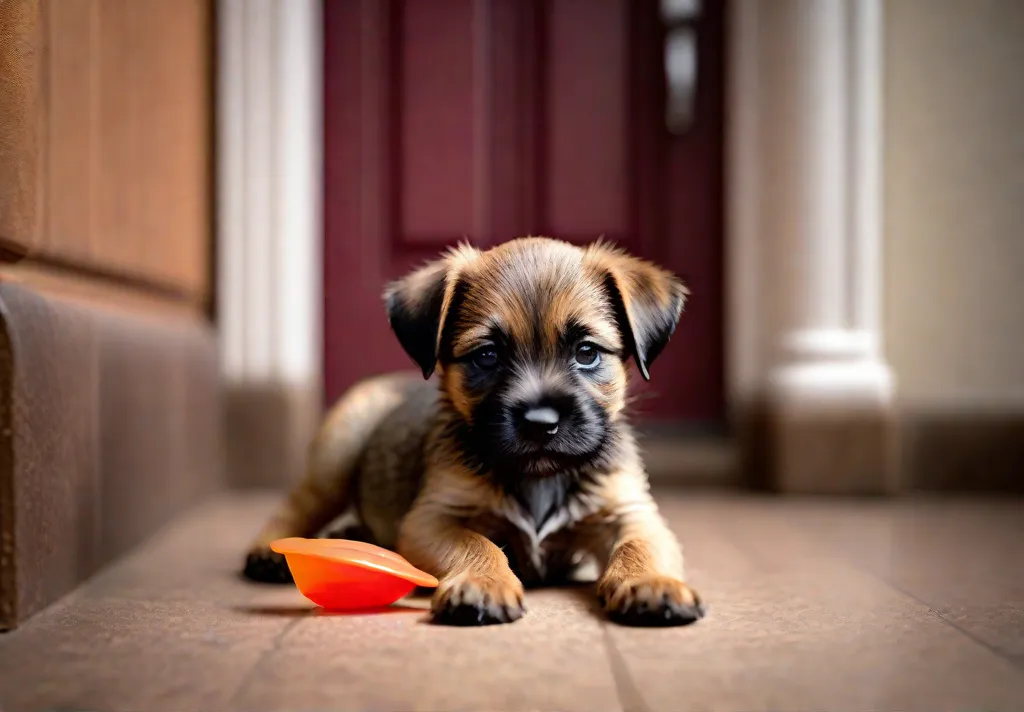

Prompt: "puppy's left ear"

[589,245,689,381]
[383,245,479,379]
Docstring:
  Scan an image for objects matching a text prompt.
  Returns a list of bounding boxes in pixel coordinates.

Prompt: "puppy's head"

[384,237,687,478]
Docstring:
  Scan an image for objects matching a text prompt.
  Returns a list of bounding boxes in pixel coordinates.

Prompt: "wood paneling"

[0,0,217,630]
[0,0,44,249]
[0,0,213,303]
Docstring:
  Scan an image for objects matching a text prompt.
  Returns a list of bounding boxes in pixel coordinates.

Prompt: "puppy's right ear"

[383,245,479,379]
[383,259,450,379]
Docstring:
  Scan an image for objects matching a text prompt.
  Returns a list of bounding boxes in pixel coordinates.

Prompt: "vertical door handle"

[661,0,701,136]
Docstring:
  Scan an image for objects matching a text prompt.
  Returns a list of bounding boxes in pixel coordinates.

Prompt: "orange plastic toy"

[269,537,439,610]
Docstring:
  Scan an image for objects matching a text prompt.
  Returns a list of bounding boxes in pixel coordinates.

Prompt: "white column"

[848,0,884,344]
[754,0,893,410]
[216,0,323,390]
[274,0,323,386]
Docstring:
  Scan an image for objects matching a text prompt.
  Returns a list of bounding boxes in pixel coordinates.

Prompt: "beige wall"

[884,0,1024,408]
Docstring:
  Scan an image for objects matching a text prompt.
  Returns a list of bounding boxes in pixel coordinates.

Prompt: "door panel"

[544,0,629,238]
[399,0,477,241]
[323,0,725,423]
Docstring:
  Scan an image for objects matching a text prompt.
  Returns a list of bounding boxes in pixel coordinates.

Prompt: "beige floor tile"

[78,493,298,606]
[230,588,623,712]
[606,494,1024,712]
[772,495,1024,659]
[0,597,294,712]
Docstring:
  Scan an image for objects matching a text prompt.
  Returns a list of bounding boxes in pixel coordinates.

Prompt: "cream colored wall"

[884,0,1024,408]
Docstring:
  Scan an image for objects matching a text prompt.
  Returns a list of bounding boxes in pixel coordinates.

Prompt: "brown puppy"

[242,237,705,627]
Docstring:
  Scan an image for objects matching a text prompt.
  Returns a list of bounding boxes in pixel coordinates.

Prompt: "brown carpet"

[0,490,1022,711]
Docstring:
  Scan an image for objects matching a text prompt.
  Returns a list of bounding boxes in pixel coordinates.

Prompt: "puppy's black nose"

[517,405,561,442]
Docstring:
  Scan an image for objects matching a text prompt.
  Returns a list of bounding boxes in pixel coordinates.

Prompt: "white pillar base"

[769,328,894,411]
[769,360,894,411]
[765,336,898,495]
[726,0,900,494]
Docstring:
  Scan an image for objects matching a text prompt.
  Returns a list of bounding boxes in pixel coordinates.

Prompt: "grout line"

[775,516,1024,672]
[602,626,652,712]
[228,614,307,705]
[882,581,1024,671]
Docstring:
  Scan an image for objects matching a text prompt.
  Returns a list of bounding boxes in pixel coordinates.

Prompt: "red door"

[323,0,725,425]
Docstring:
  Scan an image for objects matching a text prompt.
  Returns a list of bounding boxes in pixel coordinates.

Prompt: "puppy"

[242,237,705,627]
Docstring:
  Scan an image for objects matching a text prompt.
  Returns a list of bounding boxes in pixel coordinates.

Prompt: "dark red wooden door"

[323,0,725,425]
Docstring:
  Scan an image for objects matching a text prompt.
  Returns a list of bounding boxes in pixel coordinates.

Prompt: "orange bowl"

[269,537,439,610]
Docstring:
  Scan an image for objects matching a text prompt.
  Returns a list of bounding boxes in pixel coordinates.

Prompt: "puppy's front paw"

[242,548,294,584]
[431,572,526,626]
[598,575,705,627]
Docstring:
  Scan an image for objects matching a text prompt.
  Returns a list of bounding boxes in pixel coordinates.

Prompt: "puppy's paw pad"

[599,576,705,627]
[242,549,294,584]
[431,574,526,626]
[432,601,525,626]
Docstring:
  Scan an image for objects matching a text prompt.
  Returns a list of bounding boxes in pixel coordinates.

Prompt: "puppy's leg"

[242,375,412,583]
[242,473,344,583]
[399,504,525,626]
[323,521,377,545]
[596,498,705,627]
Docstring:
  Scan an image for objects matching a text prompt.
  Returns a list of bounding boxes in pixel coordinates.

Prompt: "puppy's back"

[353,374,439,547]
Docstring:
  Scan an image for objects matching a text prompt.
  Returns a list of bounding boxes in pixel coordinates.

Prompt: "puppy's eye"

[472,348,499,370]
[574,343,600,369]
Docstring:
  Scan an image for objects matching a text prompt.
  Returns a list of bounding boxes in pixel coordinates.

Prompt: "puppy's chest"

[467,479,607,587]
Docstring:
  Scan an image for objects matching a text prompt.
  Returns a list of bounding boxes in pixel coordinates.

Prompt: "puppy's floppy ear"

[588,242,689,381]
[383,244,479,379]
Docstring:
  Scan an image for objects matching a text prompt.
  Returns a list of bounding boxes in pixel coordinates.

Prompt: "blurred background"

[1,0,1022,632]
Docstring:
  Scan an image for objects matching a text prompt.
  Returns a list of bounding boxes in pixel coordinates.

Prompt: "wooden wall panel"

[0,0,44,250]
[46,0,94,262]
[89,0,211,297]
[0,0,217,630]
[1,0,212,302]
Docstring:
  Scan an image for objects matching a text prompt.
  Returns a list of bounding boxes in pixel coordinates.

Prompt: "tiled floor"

[0,490,1022,712]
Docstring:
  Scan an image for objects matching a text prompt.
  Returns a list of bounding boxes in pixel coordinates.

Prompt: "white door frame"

[216,0,322,393]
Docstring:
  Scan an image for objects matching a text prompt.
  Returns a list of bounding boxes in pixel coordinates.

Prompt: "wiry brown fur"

[243,237,704,627]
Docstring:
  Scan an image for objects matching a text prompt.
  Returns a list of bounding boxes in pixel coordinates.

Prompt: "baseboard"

[899,406,1024,493]
[635,425,742,488]
[733,393,1024,494]
[733,393,900,495]
[224,381,320,489]
[0,281,223,630]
